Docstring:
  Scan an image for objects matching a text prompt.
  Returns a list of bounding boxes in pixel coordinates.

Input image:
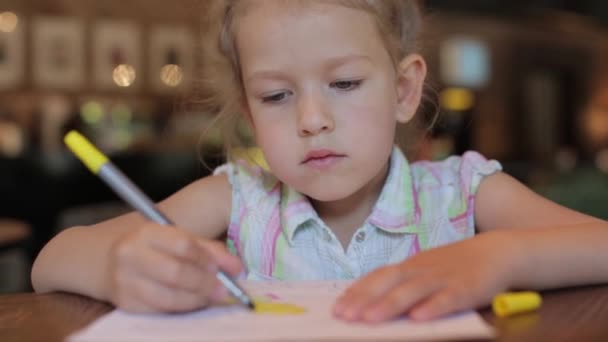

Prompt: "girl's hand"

[333,232,519,322]
[106,223,242,313]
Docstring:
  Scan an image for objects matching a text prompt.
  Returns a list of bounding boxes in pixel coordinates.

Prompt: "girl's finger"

[197,239,243,276]
[333,264,409,320]
[143,227,214,268]
[409,287,479,321]
[360,276,445,322]
[133,247,217,292]
[131,276,216,313]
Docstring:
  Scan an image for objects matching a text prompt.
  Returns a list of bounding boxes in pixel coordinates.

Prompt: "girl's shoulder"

[409,151,502,190]
[213,158,279,203]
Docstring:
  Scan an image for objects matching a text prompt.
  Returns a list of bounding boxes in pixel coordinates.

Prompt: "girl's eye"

[330,79,363,90]
[262,91,290,103]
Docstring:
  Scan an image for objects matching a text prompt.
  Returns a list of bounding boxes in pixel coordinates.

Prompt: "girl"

[32,0,608,323]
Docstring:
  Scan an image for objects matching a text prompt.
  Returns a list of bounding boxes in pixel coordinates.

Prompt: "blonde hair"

[199,0,430,162]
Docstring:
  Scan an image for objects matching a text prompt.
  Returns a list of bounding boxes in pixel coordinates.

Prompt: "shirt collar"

[279,146,423,244]
[280,183,319,244]
[367,147,423,234]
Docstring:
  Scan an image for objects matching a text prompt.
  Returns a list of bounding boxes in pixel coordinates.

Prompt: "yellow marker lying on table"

[220,296,305,315]
[254,302,307,315]
[64,130,255,311]
[492,291,542,317]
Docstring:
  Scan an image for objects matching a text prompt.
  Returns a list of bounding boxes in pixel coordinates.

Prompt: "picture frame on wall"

[0,16,24,90]
[148,25,195,93]
[32,17,85,90]
[92,20,141,90]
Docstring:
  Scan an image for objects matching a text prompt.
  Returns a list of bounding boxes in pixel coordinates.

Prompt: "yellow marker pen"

[492,291,542,317]
[64,130,255,310]
[254,302,307,315]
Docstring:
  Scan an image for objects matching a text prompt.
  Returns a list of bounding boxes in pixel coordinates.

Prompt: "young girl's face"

[236,1,424,202]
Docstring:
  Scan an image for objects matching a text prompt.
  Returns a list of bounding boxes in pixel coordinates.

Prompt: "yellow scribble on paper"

[253,301,307,315]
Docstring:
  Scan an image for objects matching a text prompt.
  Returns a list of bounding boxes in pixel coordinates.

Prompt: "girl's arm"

[334,172,608,322]
[474,172,608,288]
[31,174,241,312]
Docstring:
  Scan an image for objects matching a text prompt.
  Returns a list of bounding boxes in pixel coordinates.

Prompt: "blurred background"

[1,0,608,293]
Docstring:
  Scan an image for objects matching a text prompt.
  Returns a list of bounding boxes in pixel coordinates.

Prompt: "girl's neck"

[310,162,390,249]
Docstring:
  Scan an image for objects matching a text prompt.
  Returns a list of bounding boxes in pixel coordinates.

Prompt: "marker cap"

[64,130,109,174]
[493,291,542,317]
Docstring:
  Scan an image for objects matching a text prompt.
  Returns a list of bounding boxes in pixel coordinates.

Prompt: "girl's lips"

[302,149,342,163]
[301,149,346,169]
[303,155,345,169]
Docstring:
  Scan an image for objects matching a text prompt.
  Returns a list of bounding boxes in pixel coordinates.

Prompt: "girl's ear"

[395,54,427,123]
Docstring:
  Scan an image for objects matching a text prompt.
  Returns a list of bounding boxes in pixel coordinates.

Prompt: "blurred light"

[110,103,133,126]
[113,130,132,150]
[596,149,608,174]
[440,87,475,112]
[0,121,23,156]
[583,104,608,147]
[555,147,577,173]
[160,64,183,87]
[440,37,490,89]
[112,64,136,87]
[0,11,19,33]
[80,101,104,125]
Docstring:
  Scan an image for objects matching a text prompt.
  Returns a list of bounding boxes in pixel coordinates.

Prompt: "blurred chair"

[0,218,31,252]
[0,218,32,292]
[536,166,608,220]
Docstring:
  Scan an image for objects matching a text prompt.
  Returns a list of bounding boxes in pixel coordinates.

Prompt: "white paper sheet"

[69,281,495,341]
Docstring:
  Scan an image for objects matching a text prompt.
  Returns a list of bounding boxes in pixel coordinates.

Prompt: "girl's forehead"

[235,3,392,79]
[235,3,381,57]
[234,1,377,41]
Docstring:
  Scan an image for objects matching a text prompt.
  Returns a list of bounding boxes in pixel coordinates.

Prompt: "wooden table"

[1,284,608,341]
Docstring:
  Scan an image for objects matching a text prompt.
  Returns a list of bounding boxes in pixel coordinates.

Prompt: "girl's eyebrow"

[324,54,372,70]
[245,70,286,84]
[245,54,371,84]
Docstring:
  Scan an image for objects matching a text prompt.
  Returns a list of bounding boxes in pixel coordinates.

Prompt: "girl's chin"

[301,186,357,203]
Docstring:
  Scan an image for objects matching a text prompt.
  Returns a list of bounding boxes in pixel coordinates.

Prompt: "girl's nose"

[296,92,335,137]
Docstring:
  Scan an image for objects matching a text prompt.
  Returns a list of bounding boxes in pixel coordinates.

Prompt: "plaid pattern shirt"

[214,147,501,281]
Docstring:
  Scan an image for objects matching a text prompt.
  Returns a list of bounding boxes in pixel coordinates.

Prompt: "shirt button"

[324,230,332,242]
[355,231,366,243]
